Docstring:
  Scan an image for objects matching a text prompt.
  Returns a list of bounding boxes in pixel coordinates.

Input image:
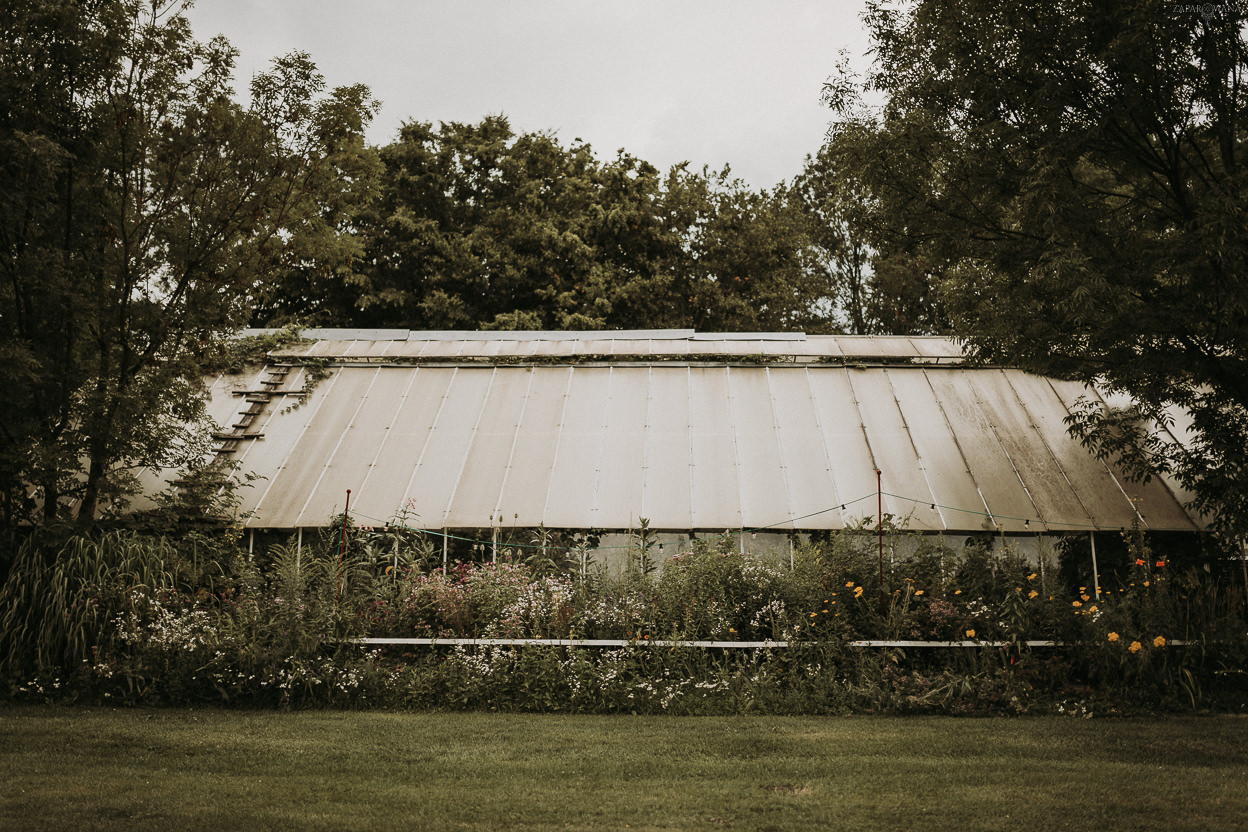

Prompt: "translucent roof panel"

[219,362,1205,533]
[543,367,613,527]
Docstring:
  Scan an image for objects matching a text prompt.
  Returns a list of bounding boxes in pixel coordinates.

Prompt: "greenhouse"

[152,329,1206,566]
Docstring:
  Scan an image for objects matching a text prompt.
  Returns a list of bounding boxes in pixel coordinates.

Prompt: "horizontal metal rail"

[352,637,1086,649]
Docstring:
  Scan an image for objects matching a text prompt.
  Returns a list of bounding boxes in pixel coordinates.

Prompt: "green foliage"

[204,324,311,375]
[120,457,258,538]
[270,115,833,333]
[0,530,225,679]
[3,522,1244,713]
[652,547,791,640]
[0,1,379,527]
[823,0,1248,541]
[625,517,659,579]
[793,142,948,334]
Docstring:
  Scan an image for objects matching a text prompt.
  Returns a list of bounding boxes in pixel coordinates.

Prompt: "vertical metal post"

[1035,532,1043,584]
[492,523,498,563]
[877,469,885,591]
[1241,541,1247,603]
[296,527,302,572]
[338,489,352,560]
[442,529,449,574]
[336,489,352,601]
[1089,531,1101,599]
[248,529,254,561]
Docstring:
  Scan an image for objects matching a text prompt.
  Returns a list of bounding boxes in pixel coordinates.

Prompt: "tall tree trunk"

[77,451,108,525]
[41,478,60,524]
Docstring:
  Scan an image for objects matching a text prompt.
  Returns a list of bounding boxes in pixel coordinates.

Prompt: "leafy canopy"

[824,0,1248,540]
[258,115,834,334]
[0,0,379,525]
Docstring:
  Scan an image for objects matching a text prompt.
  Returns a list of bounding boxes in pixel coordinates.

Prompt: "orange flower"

[1072,600,1083,608]
[1153,636,1166,648]
[1107,632,1119,642]
[1128,641,1142,653]
[965,629,976,639]
[853,586,864,598]
[1028,590,1039,599]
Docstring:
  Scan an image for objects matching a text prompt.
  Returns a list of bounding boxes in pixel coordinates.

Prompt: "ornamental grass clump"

[0,531,219,682]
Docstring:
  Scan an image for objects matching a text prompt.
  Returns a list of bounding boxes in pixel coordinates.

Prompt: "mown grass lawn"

[2,707,1246,831]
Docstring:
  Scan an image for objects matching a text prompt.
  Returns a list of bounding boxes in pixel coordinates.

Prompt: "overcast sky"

[184,0,874,190]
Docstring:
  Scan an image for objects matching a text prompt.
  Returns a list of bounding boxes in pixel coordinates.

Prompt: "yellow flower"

[1027,573,1037,581]
[1107,632,1119,642]
[1143,581,1150,587]
[965,629,976,638]
[1028,590,1039,599]
[914,589,924,596]
[1072,600,1082,608]
[954,589,962,595]
[1153,636,1166,648]
[854,586,864,598]
[1081,594,1091,601]
[822,609,829,613]
[1128,641,1142,653]
[1087,605,1097,613]
[845,581,855,588]
[810,612,817,618]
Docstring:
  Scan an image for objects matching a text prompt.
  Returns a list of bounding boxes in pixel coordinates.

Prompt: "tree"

[794,143,949,335]
[664,164,832,333]
[277,116,835,333]
[0,0,379,525]
[793,145,874,334]
[824,0,1248,541]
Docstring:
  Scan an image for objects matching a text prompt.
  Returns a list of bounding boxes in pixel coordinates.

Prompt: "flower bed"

[2,526,1245,714]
